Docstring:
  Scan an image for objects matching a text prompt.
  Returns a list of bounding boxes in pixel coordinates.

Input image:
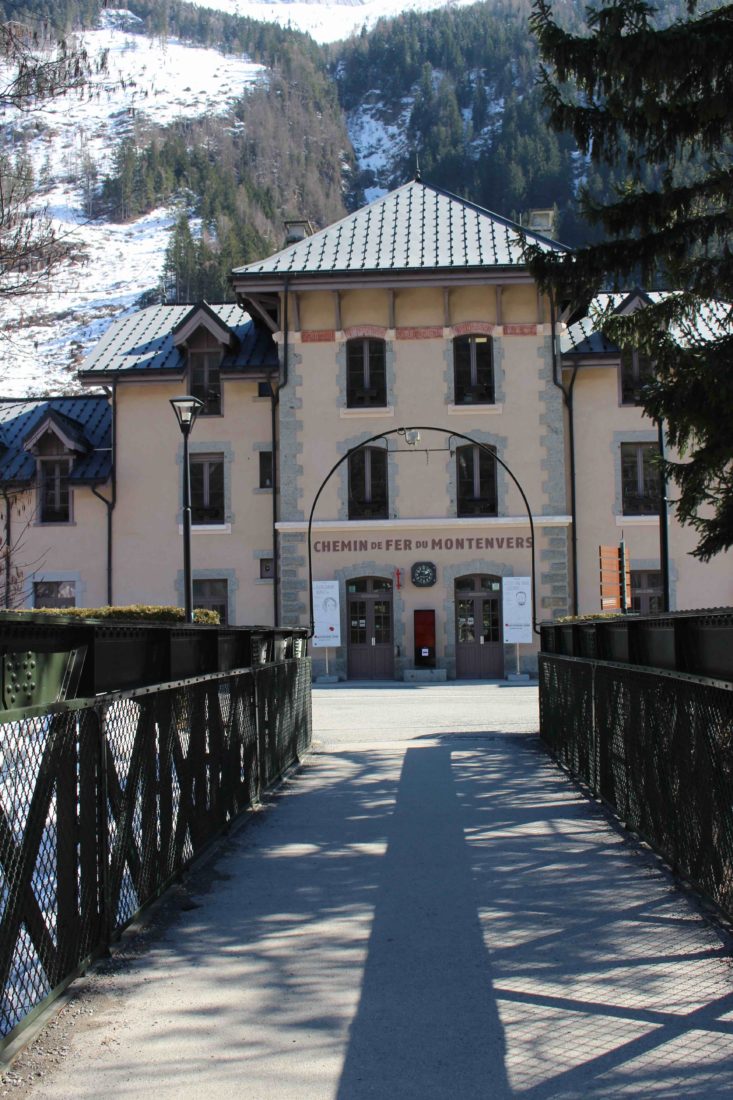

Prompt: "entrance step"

[403,668,448,683]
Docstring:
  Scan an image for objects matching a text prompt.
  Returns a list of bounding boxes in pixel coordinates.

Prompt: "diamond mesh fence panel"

[0,656,311,1045]
[540,654,733,918]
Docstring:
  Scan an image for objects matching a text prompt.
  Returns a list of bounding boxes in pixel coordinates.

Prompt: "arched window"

[346,339,387,407]
[456,444,497,516]
[453,335,494,404]
[348,446,388,519]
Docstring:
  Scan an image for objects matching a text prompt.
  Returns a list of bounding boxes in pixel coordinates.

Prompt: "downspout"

[657,418,671,612]
[549,295,579,616]
[270,275,290,627]
[91,383,117,606]
[2,489,11,609]
[270,370,279,626]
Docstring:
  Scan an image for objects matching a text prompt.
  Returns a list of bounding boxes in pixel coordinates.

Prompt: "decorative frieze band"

[301,329,335,343]
[343,325,388,340]
[503,323,539,336]
[451,321,495,337]
[396,326,444,340]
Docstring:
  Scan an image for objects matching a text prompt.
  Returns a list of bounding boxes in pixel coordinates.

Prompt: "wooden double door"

[347,577,394,680]
[455,574,504,679]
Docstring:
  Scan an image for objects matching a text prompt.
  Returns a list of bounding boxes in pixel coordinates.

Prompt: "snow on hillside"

[190,0,482,46]
[0,10,266,397]
[0,0,477,397]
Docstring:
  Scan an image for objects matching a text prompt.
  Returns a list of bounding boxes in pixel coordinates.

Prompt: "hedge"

[2,605,220,625]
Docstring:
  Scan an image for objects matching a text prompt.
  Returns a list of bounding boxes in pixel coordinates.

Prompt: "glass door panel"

[349,600,367,645]
[374,600,392,644]
[482,599,500,642]
[457,599,475,643]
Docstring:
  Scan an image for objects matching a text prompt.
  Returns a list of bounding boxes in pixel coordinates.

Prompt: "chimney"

[284,219,314,246]
[522,208,557,238]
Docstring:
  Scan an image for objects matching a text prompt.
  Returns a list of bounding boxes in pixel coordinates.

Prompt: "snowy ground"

[0,10,266,396]
[195,0,482,45]
[0,0,473,397]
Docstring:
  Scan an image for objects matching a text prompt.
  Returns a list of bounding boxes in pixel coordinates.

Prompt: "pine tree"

[162,214,198,304]
[525,0,733,560]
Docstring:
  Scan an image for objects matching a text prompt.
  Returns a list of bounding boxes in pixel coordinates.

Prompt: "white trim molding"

[277,515,571,533]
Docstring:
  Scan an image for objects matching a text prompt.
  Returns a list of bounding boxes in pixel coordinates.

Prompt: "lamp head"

[170,395,204,433]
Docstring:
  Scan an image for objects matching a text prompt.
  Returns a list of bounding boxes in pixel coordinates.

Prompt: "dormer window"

[190,349,221,416]
[39,456,71,523]
[24,425,83,526]
[620,348,653,405]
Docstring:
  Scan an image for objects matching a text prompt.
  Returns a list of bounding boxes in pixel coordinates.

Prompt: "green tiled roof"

[232,180,565,280]
[80,303,277,379]
[0,397,111,483]
[561,291,732,357]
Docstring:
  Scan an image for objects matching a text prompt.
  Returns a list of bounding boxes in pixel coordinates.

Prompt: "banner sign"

[502,576,533,644]
[312,581,341,648]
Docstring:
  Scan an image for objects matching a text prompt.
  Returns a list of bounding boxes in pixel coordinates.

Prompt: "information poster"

[502,576,533,644]
[312,581,341,648]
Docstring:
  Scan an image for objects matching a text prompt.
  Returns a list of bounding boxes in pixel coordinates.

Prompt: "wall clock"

[411,561,437,587]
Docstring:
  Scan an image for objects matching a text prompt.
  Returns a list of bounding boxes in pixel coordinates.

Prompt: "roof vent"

[521,208,557,238]
[284,219,313,246]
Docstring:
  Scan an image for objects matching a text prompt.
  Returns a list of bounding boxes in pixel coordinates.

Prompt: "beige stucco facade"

[6,483,109,610]
[6,183,730,680]
[111,379,276,625]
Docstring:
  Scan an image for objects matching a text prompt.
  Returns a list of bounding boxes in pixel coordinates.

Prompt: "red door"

[414,610,436,667]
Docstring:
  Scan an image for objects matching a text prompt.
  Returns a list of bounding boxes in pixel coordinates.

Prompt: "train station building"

[1,179,730,678]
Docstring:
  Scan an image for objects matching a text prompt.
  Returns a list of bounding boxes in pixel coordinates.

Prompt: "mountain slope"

[0,6,346,395]
[0,0,692,397]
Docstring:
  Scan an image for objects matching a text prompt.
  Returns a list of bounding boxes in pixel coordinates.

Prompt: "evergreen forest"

[0,0,693,302]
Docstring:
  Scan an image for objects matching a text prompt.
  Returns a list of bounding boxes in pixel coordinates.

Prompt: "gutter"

[550,295,580,616]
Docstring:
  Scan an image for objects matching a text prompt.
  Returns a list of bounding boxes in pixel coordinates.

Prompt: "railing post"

[97,701,113,957]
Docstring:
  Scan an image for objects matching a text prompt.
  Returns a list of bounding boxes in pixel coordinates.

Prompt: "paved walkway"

[12,683,733,1098]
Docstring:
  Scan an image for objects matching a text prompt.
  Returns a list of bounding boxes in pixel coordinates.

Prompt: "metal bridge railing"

[540,653,733,920]
[0,657,312,1048]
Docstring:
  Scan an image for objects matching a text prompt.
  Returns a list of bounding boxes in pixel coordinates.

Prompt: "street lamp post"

[170,395,204,623]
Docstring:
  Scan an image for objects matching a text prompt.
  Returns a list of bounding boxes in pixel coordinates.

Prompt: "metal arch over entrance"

[306,425,539,640]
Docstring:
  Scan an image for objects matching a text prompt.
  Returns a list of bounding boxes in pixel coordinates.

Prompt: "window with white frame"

[38,457,72,523]
[346,339,387,407]
[33,580,76,608]
[190,350,222,416]
[453,335,495,405]
[456,444,497,516]
[620,348,653,405]
[621,442,660,515]
[259,451,273,489]
[190,454,225,524]
[631,570,663,614]
[348,446,388,519]
[193,578,228,623]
